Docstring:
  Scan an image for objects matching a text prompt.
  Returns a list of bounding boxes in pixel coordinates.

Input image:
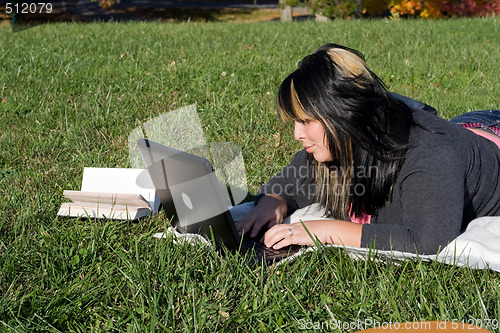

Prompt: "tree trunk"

[279,0,293,21]
[357,0,364,16]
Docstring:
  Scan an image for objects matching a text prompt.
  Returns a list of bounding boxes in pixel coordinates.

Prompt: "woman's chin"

[312,153,333,163]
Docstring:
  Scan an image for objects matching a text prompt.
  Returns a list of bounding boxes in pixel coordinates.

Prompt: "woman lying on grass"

[236,43,500,255]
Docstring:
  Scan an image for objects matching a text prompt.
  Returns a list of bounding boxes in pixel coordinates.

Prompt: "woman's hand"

[235,194,287,238]
[263,220,363,249]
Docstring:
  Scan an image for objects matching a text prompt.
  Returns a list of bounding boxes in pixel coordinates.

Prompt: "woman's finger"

[264,224,296,248]
[235,215,257,235]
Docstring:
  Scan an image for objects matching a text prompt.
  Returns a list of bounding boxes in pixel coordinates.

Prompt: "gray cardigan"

[257,109,500,254]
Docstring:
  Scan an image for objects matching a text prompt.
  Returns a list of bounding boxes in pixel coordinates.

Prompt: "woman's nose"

[294,121,305,141]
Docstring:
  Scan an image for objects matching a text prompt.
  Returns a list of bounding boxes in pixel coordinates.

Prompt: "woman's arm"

[361,141,467,254]
[263,219,362,249]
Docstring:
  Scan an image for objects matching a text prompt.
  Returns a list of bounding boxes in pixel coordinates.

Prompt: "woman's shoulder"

[402,110,476,173]
[409,109,476,149]
[403,109,500,180]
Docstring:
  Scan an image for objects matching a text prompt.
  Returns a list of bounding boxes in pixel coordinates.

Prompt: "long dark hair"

[276,43,415,219]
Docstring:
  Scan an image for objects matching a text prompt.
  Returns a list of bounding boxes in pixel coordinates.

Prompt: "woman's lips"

[304,145,313,153]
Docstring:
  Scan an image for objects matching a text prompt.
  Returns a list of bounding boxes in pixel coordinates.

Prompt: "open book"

[57,167,160,220]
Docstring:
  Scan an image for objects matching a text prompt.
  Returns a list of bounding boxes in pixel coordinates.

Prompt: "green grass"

[1,18,499,331]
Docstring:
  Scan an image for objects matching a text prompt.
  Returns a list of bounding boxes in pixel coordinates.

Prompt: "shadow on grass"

[112,7,269,22]
[0,6,284,26]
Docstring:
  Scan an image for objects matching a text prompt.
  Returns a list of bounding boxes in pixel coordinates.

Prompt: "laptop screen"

[137,138,240,249]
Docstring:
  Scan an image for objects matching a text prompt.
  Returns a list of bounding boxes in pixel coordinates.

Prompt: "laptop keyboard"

[241,238,301,259]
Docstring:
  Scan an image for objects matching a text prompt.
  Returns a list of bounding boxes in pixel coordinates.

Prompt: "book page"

[58,202,151,220]
[80,167,160,212]
[63,191,149,208]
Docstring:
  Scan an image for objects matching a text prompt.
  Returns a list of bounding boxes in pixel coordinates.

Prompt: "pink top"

[349,207,371,224]
[350,211,371,224]
[466,128,500,149]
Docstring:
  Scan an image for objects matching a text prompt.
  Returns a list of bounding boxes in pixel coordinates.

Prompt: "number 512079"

[5,3,53,14]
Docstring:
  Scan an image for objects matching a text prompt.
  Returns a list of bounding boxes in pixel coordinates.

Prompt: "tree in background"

[308,0,361,18]
[89,0,500,18]
[308,0,500,18]
[92,0,120,8]
[442,0,500,17]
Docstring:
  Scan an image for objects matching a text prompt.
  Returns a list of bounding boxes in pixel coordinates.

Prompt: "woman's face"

[294,120,333,162]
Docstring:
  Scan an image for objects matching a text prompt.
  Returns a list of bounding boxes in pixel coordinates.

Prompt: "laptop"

[137,138,301,263]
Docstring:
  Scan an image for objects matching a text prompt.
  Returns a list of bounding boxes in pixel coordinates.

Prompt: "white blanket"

[154,202,500,272]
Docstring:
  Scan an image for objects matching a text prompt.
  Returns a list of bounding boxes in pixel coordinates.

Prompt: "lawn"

[0,18,499,332]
